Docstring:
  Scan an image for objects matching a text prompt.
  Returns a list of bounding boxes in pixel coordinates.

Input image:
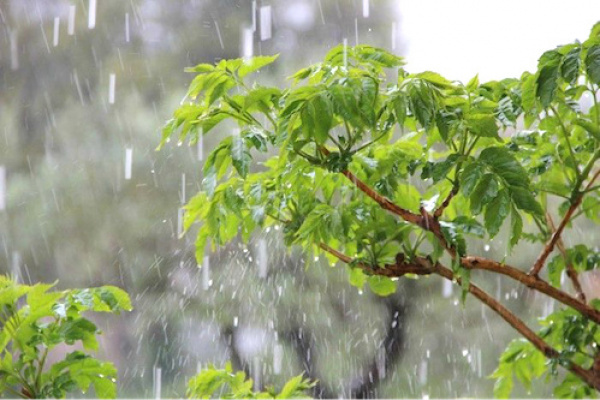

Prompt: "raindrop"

[152,366,161,399]
[124,147,133,180]
[88,0,97,29]
[108,73,116,104]
[273,344,283,374]
[73,69,85,104]
[197,131,204,161]
[251,1,257,31]
[418,360,427,385]
[252,357,261,391]
[53,17,60,47]
[442,279,453,298]
[233,316,238,327]
[461,348,469,357]
[259,6,272,41]
[391,22,397,50]
[354,18,359,45]
[316,0,325,24]
[180,173,186,204]
[125,13,130,42]
[68,5,76,35]
[201,256,210,290]
[214,20,224,49]
[257,238,268,278]
[483,244,490,252]
[10,30,18,70]
[177,208,184,237]
[376,348,386,379]
[11,251,21,283]
[362,0,369,18]
[0,165,5,211]
[241,27,253,59]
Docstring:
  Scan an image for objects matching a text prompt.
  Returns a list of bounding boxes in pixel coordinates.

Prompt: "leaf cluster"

[187,362,314,399]
[0,275,131,398]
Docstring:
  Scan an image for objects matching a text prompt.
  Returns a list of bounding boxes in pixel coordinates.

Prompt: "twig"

[530,167,600,277]
[434,187,457,218]
[547,213,586,302]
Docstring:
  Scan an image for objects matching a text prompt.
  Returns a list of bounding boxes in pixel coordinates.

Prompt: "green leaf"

[184,63,215,73]
[509,208,523,249]
[537,65,560,107]
[470,173,499,215]
[560,46,582,85]
[231,135,251,178]
[413,71,454,89]
[460,161,483,196]
[467,113,499,138]
[95,286,132,312]
[406,79,437,130]
[310,94,333,144]
[585,44,600,84]
[238,55,279,78]
[535,50,562,107]
[466,74,479,91]
[485,189,510,238]
[520,72,537,114]
[347,266,367,289]
[367,276,396,296]
[479,147,530,188]
[421,154,460,183]
[492,367,514,399]
[452,216,485,238]
[510,186,543,216]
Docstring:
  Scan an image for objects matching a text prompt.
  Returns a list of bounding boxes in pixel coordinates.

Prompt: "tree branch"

[433,187,457,218]
[340,169,422,225]
[460,256,600,324]
[317,243,600,390]
[546,213,586,302]
[529,195,583,277]
[530,166,600,277]
[320,243,600,324]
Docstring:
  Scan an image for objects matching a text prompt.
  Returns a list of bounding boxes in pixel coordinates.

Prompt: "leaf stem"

[551,105,580,179]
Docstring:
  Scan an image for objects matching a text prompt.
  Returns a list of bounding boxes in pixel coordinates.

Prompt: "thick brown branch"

[320,243,600,324]
[462,256,600,324]
[318,243,434,278]
[530,168,600,277]
[547,213,586,302]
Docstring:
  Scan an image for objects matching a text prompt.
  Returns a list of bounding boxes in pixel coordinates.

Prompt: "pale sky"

[398,0,600,82]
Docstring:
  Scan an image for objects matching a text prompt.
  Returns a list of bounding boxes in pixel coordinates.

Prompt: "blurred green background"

[0,0,592,397]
